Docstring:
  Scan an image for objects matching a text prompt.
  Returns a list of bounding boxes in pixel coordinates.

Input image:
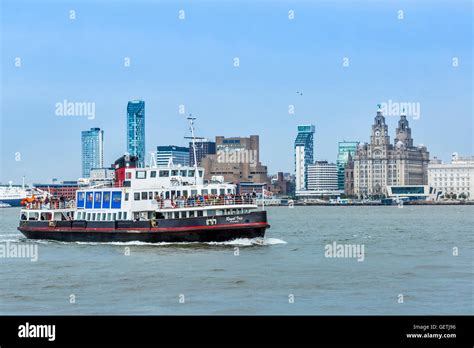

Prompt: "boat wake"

[15,237,287,247]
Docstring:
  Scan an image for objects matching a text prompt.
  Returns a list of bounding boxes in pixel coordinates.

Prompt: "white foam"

[0,238,21,243]
[204,237,287,246]
[52,237,287,247]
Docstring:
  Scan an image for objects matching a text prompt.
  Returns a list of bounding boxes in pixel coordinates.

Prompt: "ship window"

[126,172,132,179]
[189,211,195,217]
[107,213,111,220]
[123,212,127,220]
[201,189,208,195]
[112,213,117,220]
[227,189,232,194]
[136,171,146,179]
[150,171,156,178]
[182,190,188,197]
[125,193,129,201]
[141,192,147,200]
[173,212,179,219]
[211,189,217,194]
[198,170,203,178]
[191,190,198,195]
[189,170,195,177]
[219,189,225,195]
[171,170,179,176]
[102,213,106,220]
[177,190,181,197]
[92,213,96,220]
[207,210,216,216]
[165,191,170,199]
[87,213,91,220]
[159,170,170,177]
[96,214,100,221]
[180,211,185,218]
[180,170,186,177]
[149,192,153,200]
[197,211,203,217]
[134,193,140,201]
[118,212,122,219]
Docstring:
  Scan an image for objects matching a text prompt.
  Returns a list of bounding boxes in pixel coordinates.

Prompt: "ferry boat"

[17,119,270,243]
[0,180,34,207]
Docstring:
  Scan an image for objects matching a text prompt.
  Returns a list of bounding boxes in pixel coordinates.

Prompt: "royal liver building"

[354,107,430,198]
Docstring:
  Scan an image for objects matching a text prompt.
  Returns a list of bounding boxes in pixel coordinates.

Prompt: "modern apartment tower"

[337,141,359,190]
[294,125,315,191]
[81,127,104,178]
[127,100,145,167]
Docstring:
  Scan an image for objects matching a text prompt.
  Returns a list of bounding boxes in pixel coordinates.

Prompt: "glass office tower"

[127,100,145,167]
[337,141,359,190]
[81,127,104,178]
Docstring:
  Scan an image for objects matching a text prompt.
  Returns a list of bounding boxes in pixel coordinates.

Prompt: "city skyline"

[1,0,472,183]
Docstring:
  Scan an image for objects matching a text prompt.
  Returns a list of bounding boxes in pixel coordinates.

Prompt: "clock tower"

[370,105,390,146]
[394,110,413,148]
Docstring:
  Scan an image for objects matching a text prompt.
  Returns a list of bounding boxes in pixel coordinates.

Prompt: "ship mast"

[184,114,204,185]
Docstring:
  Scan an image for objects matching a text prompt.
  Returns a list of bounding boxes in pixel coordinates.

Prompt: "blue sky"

[1,0,472,183]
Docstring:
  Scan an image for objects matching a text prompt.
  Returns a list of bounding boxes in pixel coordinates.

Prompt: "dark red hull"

[18,211,269,243]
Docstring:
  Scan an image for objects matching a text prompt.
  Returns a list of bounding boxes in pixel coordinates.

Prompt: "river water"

[0,206,472,314]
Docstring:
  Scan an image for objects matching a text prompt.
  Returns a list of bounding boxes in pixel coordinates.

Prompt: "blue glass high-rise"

[127,100,145,167]
[336,141,359,190]
[294,125,315,191]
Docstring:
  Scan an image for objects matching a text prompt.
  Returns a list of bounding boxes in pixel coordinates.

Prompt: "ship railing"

[21,200,76,210]
[154,197,257,209]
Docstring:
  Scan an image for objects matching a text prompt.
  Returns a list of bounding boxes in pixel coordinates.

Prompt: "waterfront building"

[189,139,216,166]
[294,125,315,191]
[307,161,339,192]
[269,172,291,195]
[238,181,267,195]
[428,152,474,200]
[201,135,268,184]
[337,141,359,190]
[33,181,80,200]
[156,145,190,167]
[88,167,115,186]
[127,100,145,167]
[386,185,442,202]
[81,127,104,178]
[353,107,429,198]
[344,154,355,196]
